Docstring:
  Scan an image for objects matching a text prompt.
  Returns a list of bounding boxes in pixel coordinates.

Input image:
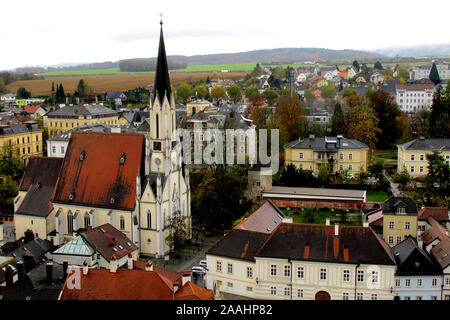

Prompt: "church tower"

[149,19,177,175]
[139,18,191,258]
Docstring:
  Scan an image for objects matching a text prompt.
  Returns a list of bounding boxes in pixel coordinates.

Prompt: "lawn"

[366,191,389,202]
[370,149,397,165]
[283,208,362,226]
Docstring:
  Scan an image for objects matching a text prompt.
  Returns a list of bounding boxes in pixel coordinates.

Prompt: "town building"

[382,197,418,247]
[23,105,47,119]
[370,72,384,84]
[284,135,369,175]
[411,63,450,80]
[59,261,213,300]
[206,207,396,300]
[46,104,119,137]
[186,100,213,116]
[391,236,443,300]
[52,223,139,268]
[106,91,127,107]
[397,138,450,177]
[417,207,450,243]
[13,157,63,241]
[0,121,43,166]
[246,166,273,203]
[1,93,16,106]
[261,186,366,211]
[395,83,435,113]
[420,216,450,300]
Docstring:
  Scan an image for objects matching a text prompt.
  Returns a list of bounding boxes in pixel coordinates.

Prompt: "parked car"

[192,266,207,275]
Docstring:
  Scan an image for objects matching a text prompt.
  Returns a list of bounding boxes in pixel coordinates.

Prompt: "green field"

[366,191,389,202]
[39,62,323,76]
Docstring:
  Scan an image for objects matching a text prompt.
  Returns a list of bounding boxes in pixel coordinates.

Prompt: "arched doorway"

[315,291,331,300]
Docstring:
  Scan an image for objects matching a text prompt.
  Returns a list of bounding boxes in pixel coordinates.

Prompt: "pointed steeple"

[153,18,172,104]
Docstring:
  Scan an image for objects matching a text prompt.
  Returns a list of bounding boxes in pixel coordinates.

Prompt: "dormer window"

[80,151,86,161]
[120,153,126,164]
[36,182,41,189]
[110,197,115,204]
[69,193,74,200]
[397,207,406,214]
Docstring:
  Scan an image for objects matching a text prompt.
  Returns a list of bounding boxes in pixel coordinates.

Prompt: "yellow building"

[397,138,450,177]
[186,100,213,116]
[47,104,119,137]
[0,121,43,166]
[381,197,419,247]
[284,135,369,175]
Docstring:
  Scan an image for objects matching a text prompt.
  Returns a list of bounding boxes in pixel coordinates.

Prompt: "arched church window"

[156,114,159,139]
[147,210,151,229]
[67,211,73,234]
[120,216,125,230]
[84,213,90,229]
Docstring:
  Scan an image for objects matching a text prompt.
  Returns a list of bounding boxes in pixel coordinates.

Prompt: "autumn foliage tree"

[275,94,307,146]
[210,86,226,102]
[347,105,381,148]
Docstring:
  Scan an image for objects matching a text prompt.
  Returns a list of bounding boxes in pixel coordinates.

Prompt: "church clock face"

[154,158,161,166]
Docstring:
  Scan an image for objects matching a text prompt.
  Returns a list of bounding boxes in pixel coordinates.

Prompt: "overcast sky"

[1,0,449,70]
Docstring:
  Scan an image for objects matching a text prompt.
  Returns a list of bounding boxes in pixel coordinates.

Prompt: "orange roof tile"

[175,281,214,300]
[52,132,145,211]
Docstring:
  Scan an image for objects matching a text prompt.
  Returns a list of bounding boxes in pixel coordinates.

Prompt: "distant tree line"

[119,59,187,72]
[0,72,41,86]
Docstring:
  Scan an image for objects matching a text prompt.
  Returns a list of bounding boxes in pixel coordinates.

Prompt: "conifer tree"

[429,62,441,85]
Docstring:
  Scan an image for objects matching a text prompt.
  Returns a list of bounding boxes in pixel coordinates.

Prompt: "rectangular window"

[284,265,291,277]
[227,282,233,288]
[343,270,350,282]
[431,296,437,300]
[357,270,364,282]
[415,296,422,300]
[372,271,379,283]
[416,278,422,287]
[349,154,353,160]
[348,164,353,171]
[405,279,411,287]
[320,268,327,280]
[297,267,304,279]
[432,278,437,287]
[270,264,277,276]
[397,236,402,244]
[247,267,253,279]
[284,287,290,297]
[246,286,253,292]
[216,261,222,272]
[227,263,233,274]
[404,296,410,300]
[356,293,363,300]
[339,164,343,171]
[371,294,378,300]
[343,292,349,300]
[299,152,303,159]
[420,166,424,173]
[270,286,277,296]
[405,221,411,230]
[410,166,414,173]
[339,153,343,160]
[395,279,401,287]
[389,221,394,229]
[61,146,65,154]
[388,236,394,244]
[446,278,450,286]
[297,289,304,299]
[411,155,415,161]
[420,154,424,161]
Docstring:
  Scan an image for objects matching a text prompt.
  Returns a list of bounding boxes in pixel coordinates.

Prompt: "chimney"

[110,255,118,273]
[343,245,349,262]
[145,260,153,271]
[182,270,191,286]
[304,242,310,259]
[334,223,339,236]
[63,260,68,278]
[82,260,88,275]
[46,262,53,285]
[325,218,330,226]
[16,261,24,280]
[363,222,369,227]
[5,265,14,287]
[127,253,133,270]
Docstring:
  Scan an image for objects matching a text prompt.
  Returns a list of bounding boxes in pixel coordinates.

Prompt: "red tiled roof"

[176,281,214,300]
[52,132,145,211]
[419,207,449,222]
[60,267,213,300]
[60,268,175,300]
[255,223,395,265]
[132,260,182,287]
[23,105,41,114]
[19,157,63,191]
[80,223,138,261]
[234,200,285,234]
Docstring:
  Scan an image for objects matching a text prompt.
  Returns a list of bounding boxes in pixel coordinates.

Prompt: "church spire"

[153,17,172,104]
